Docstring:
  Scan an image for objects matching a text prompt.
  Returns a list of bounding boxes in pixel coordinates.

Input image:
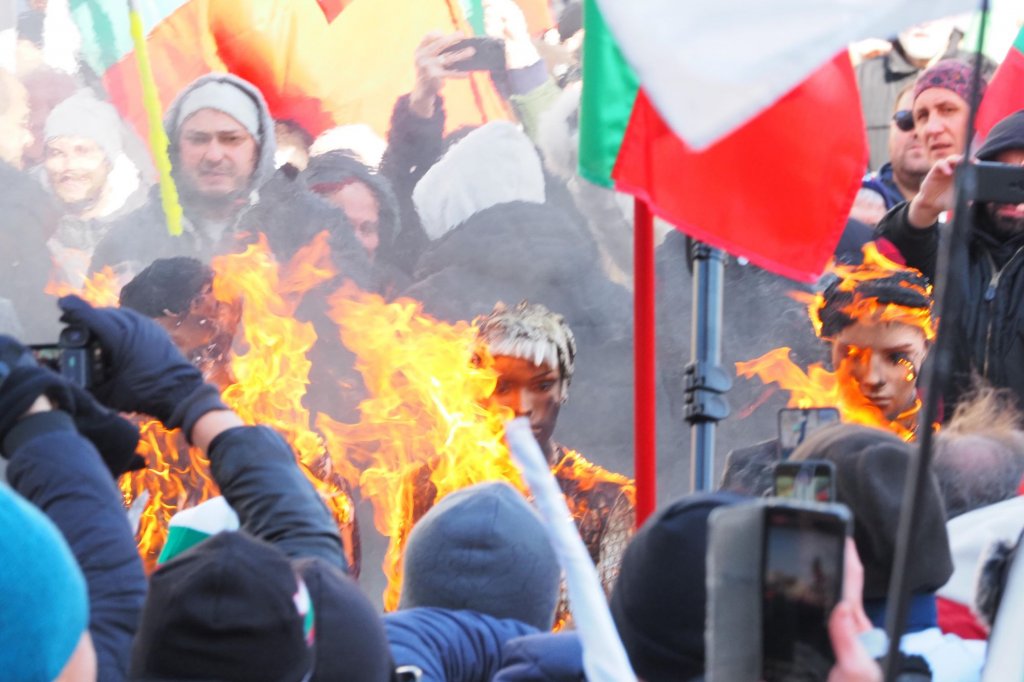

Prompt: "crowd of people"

[1,2,1024,681]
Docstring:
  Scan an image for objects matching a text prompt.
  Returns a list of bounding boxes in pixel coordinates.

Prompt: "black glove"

[0,365,74,450]
[0,335,146,477]
[58,295,227,441]
[66,382,146,478]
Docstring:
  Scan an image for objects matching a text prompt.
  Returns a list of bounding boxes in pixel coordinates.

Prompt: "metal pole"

[882,4,989,678]
[633,198,657,525]
[687,243,729,492]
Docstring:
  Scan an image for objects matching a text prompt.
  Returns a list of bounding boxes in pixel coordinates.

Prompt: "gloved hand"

[66,382,146,478]
[0,335,146,478]
[58,295,228,442]
[0,336,74,445]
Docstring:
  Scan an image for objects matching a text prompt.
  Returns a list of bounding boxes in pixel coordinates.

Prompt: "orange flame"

[737,244,935,442]
[808,242,936,341]
[317,286,521,610]
[45,266,124,308]
[46,235,356,572]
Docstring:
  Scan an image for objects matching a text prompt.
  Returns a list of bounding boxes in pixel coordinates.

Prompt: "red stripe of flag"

[612,52,867,283]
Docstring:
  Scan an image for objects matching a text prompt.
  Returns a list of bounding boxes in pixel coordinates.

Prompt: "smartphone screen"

[778,408,841,459]
[761,507,845,681]
[774,461,836,503]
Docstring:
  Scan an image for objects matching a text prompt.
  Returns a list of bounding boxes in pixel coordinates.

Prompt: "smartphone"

[761,504,848,682]
[778,407,841,459]
[773,460,837,503]
[441,37,507,72]
[964,161,1024,204]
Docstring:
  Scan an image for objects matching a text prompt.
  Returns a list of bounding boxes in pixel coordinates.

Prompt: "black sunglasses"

[892,109,915,133]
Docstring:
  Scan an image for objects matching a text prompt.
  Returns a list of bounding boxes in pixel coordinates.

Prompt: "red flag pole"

[634,198,657,526]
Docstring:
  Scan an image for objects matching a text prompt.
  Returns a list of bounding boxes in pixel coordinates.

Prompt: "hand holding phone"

[440,36,507,72]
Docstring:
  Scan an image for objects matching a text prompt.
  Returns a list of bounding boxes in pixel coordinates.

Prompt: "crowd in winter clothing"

[2,2,1024,681]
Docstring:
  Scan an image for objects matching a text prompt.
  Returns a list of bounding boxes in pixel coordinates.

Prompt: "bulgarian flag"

[976,25,1024,140]
[580,0,976,283]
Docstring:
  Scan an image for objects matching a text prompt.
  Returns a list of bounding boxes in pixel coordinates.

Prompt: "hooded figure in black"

[302,150,410,298]
[401,121,637,466]
[877,108,1024,413]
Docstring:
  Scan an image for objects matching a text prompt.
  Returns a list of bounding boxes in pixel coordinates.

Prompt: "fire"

[808,242,936,341]
[735,348,919,441]
[317,286,521,610]
[41,234,357,572]
[44,266,124,308]
[737,244,934,442]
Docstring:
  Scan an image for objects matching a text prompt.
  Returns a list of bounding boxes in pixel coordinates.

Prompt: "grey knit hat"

[399,481,561,630]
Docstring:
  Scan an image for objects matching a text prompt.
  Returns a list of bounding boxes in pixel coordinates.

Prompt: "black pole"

[685,242,730,491]
[881,5,989,679]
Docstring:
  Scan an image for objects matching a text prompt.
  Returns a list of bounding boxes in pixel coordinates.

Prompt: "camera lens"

[59,325,89,348]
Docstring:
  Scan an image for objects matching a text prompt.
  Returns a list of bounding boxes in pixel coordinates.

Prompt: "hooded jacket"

[877,109,1024,412]
[89,74,371,287]
[301,151,409,296]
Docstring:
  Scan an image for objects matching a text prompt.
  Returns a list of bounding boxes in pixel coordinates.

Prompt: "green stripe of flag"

[578,0,640,188]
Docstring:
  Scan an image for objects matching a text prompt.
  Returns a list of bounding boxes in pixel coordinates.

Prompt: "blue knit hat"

[0,483,88,681]
[399,481,561,630]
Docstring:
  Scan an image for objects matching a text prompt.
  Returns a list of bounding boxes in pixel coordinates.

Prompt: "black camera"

[30,325,105,389]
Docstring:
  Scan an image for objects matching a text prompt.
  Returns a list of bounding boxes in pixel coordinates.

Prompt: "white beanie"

[45,90,123,161]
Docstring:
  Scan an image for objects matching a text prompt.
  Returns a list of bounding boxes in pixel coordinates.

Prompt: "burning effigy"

[736,243,937,441]
[49,233,634,611]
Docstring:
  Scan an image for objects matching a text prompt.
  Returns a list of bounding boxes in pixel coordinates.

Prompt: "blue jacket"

[208,424,348,573]
[385,607,538,682]
[5,411,146,682]
[493,632,584,682]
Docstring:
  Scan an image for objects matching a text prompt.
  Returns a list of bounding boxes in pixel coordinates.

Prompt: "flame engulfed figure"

[737,243,936,441]
[115,236,360,574]
[476,302,636,624]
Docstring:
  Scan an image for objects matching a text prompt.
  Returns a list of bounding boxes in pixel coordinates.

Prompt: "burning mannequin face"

[44,136,111,212]
[155,282,241,386]
[177,108,257,201]
[489,355,565,461]
[913,88,969,164]
[831,320,929,422]
[985,149,1024,237]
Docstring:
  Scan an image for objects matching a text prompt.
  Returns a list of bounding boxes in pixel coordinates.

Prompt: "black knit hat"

[610,492,745,682]
[976,109,1024,162]
[293,557,396,682]
[130,532,314,682]
[791,424,952,600]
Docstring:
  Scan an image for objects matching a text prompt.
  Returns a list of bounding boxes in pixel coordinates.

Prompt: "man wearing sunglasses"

[855,87,932,225]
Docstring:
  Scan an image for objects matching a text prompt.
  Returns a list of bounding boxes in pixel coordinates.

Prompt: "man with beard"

[877,109,1024,410]
[43,91,148,287]
[89,73,371,286]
